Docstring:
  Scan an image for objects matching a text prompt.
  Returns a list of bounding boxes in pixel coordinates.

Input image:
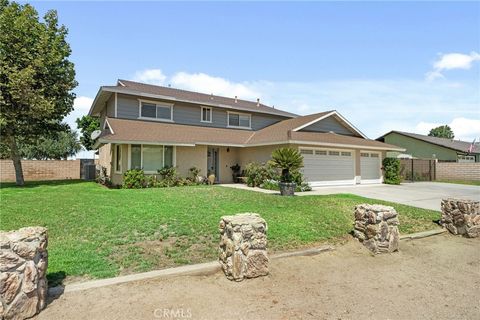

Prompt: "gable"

[299,115,358,136]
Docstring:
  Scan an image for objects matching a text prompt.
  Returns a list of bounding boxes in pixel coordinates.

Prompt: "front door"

[207,147,219,182]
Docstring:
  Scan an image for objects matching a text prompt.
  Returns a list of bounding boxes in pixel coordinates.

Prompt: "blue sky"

[30,1,480,148]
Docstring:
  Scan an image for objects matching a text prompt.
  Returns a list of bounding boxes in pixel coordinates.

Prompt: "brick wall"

[436,162,480,181]
[0,159,80,182]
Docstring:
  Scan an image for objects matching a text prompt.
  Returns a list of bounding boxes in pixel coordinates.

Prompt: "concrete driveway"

[303,182,480,211]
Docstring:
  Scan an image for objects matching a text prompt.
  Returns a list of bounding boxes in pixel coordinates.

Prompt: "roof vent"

[256,98,260,107]
[235,96,238,103]
[210,93,214,100]
[168,84,171,88]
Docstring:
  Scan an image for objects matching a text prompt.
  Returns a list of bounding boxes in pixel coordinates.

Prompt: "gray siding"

[117,94,139,119]
[106,95,115,117]
[300,116,356,136]
[114,93,285,130]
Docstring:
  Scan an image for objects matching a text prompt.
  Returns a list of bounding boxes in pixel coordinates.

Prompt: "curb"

[400,228,446,240]
[62,245,335,293]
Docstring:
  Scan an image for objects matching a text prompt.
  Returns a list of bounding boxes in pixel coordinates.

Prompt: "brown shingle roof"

[378,131,480,154]
[114,79,297,118]
[100,117,404,151]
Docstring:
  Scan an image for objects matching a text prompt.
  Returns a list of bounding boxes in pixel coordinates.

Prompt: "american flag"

[467,138,476,154]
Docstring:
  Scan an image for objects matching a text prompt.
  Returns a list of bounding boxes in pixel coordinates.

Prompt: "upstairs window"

[201,107,212,123]
[228,112,251,128]
[139,100,173,121]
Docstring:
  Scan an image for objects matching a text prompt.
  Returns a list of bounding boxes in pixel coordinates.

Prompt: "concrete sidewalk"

[220,182,480,211]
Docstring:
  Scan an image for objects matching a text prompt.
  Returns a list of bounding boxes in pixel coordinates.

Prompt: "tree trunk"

[9,136,25,186]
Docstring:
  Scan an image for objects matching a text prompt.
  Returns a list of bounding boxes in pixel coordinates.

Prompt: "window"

[370,153,379,158]
[129,145,175,173]
[315,150,327,155]
[115,145,122,173]
[361,153,369,157]
[228,112,251,128]
[300,149,313,155]
[139,101,172,121]
[329,151,340,156]
[341,152,352,157]
[458,155,475,163]
[131,144,141,169]
[201,107,212,123]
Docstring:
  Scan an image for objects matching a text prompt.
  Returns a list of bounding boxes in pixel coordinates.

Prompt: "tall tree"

[428,125,455,139]
[76,115,100,151]
[1,126,82,160]
[0,1,77,185]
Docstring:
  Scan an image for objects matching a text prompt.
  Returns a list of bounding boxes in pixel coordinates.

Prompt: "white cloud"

[133,69,167,85]
[64,96,94,132]
[130,69,479,141]
[412,118,480,142]
[426,51,480,81]
[170,72,260,100]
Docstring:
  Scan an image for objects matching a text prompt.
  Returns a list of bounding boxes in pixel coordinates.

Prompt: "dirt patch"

[108,236,217,275]
[37,234,480,320]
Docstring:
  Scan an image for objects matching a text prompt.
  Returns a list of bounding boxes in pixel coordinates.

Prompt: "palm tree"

[271,147,304,183]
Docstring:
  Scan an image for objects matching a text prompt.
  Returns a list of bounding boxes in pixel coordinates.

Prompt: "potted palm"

[271,147,304,196]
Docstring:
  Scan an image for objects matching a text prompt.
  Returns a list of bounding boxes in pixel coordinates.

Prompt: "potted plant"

[230,163,241,183]
[271,147,304,196]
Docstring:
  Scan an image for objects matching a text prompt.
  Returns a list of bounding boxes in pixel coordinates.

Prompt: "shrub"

[122,169,147,189]
[245,162,278,187]
[383,157,401,185]
[271,147,304,183]
[158,166,178,187]
[189,166,201,181]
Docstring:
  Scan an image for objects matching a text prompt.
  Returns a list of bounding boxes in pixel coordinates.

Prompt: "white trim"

[138,99,174,122]
[288,140,405,151]
[227,111,251,129]
[292,111,368,139]
[200,106,212,123]
[114,92,118,117]
[104,118,115,134]
[114,144,122,174]
[117,80,126,87]
[309,179,356,187]
[127,144,131,170]
[98,139,195,147]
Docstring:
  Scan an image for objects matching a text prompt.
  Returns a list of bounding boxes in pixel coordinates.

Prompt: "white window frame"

[458,155,475,162]
[114,144,122,174]
[200,106,212,123]
[127,144,176,174]
[138,99,174,122]
[227,111,251,129]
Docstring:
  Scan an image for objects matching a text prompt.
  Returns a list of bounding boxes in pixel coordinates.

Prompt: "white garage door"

[360,152,381,183]
[300,148,355,186]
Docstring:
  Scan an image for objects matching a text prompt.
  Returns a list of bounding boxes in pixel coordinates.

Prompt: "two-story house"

[89,80,404,186]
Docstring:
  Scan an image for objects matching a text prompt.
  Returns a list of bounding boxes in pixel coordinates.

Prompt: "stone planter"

[218,213,268,281]
[353,204,400,254]
[0,227,48,320]
[279,182,296,196]
[441,198,480,238]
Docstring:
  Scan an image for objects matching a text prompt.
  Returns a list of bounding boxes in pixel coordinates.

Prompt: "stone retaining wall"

[218,213,269,281]
[0,227,48,320]
[353,204,400,253]
[441,198,480,238]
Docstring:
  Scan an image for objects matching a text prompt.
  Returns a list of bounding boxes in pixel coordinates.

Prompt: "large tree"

[428,125,455,139]
[0,126,81,160]
[0,1,77,185]
[76,115,100,151]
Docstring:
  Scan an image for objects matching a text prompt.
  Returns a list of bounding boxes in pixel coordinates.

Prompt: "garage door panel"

[301,149,355,184]
[360,153,381,180]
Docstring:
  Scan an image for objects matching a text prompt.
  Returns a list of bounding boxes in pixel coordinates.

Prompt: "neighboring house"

[377,131,480,162]
[89,80,403,186]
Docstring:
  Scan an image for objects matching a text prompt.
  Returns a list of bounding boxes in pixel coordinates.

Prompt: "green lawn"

[435,179,480,186]
[0,181,441,284]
